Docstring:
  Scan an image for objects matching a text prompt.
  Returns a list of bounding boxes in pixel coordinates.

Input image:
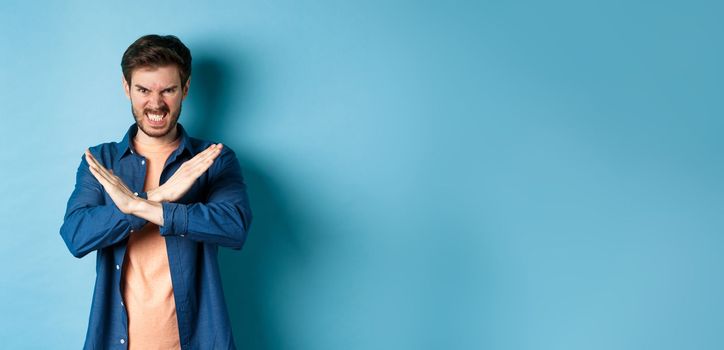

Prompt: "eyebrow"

[133,84,179,91]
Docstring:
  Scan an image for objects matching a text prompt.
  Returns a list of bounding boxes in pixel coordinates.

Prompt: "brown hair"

[121,34,192,86]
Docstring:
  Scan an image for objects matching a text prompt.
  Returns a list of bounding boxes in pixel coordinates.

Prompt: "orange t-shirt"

[121,135,182,349]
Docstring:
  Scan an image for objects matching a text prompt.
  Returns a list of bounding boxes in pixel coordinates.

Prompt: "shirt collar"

[115,123,193,162]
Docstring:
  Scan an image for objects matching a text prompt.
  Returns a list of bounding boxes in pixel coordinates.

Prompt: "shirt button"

[130,229,134,233]
[133,192,138,196]
[120,338,125,344]
[141,159,145,165]
[116,264,120,270]
[180,234,185,237]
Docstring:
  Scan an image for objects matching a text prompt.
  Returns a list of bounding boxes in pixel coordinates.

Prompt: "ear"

[182,76,191,99]
[122,75,131,99]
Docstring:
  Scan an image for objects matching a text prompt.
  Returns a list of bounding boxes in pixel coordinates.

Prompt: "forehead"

[130,65,181,88]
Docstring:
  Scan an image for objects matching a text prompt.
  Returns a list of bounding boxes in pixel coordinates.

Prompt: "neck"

[134,125,179,146]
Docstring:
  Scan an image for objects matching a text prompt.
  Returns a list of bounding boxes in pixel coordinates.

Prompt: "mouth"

[145,111,168,127]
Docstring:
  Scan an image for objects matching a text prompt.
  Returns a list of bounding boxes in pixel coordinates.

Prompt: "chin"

[137,118,178,138]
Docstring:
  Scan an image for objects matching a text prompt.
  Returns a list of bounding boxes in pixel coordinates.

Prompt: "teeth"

[147,113,164,121]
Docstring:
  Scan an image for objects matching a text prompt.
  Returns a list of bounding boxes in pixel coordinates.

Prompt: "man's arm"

[128,199,164,226]
[158,147,253,250]
[81,144,252,250]
[60,144,220,258]
[89,143,225,227]
[59,152,148,258]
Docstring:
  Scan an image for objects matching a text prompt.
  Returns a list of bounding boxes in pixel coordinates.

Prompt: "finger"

[108,169,124,183]
[199,143,222,159]
[172,144,223,181]
[90,162,135,198]
[174,153,214,182]
[86,153,117,185]
[197,144,223,163]
[86,151,105,177]
[90,162,115,185]
[182,144,220,170]
[191,144,221,167]
[209,143,223,158]
[190,154,218,177]
[87,159,100,179]
[88,163,111,187]
[196,144,218,158]
[86,150,107,174]
[86,149,117,181]
[85,151,135,196]
[179,145,212,169]
[193,144,224,172]
[85,149,102,166]
[85,149,99,168]
[193,144,220,163]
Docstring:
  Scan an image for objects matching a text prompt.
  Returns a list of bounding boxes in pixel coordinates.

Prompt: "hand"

[148,143,224,203]
[85,149,140,214]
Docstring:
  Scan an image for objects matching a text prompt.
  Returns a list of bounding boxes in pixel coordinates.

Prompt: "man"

[60,34,252,349]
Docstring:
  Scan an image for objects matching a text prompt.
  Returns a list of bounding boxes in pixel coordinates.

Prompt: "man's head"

[121,34,192,139]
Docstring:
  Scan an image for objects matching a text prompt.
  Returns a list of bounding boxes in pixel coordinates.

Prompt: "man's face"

[123,65,189,138]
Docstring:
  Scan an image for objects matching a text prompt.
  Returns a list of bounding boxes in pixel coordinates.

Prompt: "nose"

[144,91,163,108]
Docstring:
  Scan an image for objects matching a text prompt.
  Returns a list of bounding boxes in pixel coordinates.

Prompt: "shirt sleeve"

[159,147,253,250]
[59,152,148,258]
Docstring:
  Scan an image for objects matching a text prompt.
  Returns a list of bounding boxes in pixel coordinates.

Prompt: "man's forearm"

[146,188,166,203]
[130,199,164,226]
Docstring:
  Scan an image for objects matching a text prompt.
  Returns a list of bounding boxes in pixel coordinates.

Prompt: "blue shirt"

[60,123,253,349]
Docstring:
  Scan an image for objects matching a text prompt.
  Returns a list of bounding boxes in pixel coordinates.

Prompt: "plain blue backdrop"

[1,0,723,349]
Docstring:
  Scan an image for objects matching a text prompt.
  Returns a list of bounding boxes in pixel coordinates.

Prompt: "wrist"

[128,197,146,215]
[127,198,164,226]
[147,188,164,202]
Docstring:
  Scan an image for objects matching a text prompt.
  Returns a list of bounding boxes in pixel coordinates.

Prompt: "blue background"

[1,1,723,349]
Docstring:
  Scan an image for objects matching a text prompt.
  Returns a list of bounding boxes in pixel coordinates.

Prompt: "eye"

[137,88,148,94]
[163,88,177,94]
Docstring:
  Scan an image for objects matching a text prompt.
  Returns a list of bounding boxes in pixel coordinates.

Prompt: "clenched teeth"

[147,113,165,121]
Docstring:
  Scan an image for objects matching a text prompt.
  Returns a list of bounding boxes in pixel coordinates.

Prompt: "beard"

[131,102,182,138]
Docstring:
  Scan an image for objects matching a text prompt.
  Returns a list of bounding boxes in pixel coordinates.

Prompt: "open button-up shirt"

[60,123,252,349]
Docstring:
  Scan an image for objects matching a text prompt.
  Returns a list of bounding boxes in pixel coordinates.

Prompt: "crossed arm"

[84,144,223,226]
[61,142,252,258]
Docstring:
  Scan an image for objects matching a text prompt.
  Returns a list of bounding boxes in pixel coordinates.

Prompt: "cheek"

[130,94,145,106]
[166,96,182,107]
